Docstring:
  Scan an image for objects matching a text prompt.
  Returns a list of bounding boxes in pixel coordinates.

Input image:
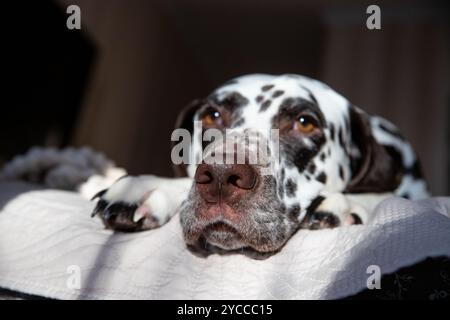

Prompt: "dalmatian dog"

[92,74,428,254]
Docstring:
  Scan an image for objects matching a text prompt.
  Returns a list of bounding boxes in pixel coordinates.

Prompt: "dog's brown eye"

[295,114,317,134]
[201,109,221,126]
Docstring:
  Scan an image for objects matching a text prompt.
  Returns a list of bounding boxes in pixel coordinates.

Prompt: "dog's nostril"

[227,174,240,187]
[195,163,258,199]
[195,167,214,184]
[196,170,213,184]
[227,165,257,190]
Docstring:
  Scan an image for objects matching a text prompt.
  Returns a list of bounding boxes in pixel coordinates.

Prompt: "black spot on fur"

[338,126,345,149]
[329,123,335,141]
[299,85,318,105]
[308,93,318,105]
[281,135,326,173]
[339,165,344,180]
[350,213,362,225]
[307,162,316,174]
[405,160,423,179]
[305,175,311,181]
[379,122,406,141]
[209,92,249,112]
[221,92,249,110]
[320,152,326,162]
[272,90,284,98]
[261,84,274,92]
[383,145,407,185]
[285,179,297,197]
[255,95,264,103]
[260,99,272,112]
[287,204,301,220]
[233,118,245,127]
[316,172,327,184]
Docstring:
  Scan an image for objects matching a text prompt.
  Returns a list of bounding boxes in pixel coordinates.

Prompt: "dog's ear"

[174,99,203,135]
[172,99,203,177]
[345,106,404,193]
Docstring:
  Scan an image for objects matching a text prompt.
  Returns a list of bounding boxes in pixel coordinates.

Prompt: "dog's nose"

[194,163,258,203]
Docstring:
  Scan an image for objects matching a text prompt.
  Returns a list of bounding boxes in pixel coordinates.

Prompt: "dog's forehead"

[213,74,350,131]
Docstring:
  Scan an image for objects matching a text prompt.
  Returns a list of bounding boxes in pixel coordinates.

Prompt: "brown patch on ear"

[172,99,203,177]
[345,106,403,193]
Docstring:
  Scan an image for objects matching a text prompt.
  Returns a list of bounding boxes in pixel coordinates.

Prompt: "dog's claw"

[89,176,166,232]
[91,199,107,218]
[133,208,146,223]
[91,189,107,201]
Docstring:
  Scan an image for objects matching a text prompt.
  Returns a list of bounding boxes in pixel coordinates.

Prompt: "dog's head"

[175,74,402,253]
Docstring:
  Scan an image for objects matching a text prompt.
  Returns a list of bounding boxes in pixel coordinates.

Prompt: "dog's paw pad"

[303,211,340,230]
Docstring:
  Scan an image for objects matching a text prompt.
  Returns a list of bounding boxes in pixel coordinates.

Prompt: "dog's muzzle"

[192,137,263,248]
[180,131,295,253]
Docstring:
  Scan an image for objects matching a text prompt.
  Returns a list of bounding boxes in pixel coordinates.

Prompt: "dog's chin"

[185,221,289,254]
[201,222,245,250]
[182,203,297,254]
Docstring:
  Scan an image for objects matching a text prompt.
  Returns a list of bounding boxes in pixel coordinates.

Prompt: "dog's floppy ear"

[345,106,403,193]
[172,99,203,177]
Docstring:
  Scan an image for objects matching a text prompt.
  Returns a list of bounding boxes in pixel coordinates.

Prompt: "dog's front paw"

[301,193,367,230]
[91,176,171,232]
[301,211,341,230]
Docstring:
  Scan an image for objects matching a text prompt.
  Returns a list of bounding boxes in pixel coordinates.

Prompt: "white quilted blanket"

[0,181,449,299]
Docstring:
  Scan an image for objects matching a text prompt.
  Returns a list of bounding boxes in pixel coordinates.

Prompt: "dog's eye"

[201,108,222,126]
[295,114,318,134]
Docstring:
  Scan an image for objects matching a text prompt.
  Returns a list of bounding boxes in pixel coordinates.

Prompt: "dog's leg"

[301,192,393,229]
[91,175,193,231]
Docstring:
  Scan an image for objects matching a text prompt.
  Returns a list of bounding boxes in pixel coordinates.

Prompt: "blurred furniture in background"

[5,0,449,195]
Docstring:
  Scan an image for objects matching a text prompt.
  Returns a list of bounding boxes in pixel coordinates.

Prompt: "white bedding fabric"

[0,181,449,300]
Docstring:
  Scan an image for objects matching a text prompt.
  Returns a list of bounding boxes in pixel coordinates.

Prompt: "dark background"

[4,0,449,195]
